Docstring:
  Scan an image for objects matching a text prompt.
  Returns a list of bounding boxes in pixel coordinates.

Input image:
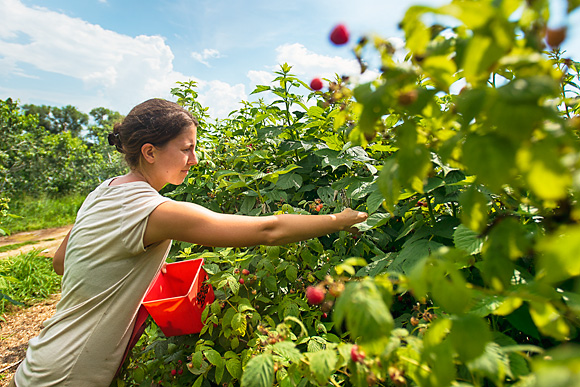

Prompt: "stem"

[425,194,436,226]
[399,355,431,373]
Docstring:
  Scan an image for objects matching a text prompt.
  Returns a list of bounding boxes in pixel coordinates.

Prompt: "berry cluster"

[196,282,211,305]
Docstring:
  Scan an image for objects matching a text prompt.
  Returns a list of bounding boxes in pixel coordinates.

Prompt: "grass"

[1,193,85,234]
[0,194,82,314]
[0,250,62,315]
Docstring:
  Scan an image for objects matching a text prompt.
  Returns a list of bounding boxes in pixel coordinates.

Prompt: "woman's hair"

[108,98,198,169]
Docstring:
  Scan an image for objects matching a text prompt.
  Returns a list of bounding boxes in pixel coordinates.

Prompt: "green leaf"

[251,85,271,94]
[396,123,431,192]
[285,265,298,282]
[459,185,488,233]
[357,212,391,232]
[421,55,457,91]
[466,342,509,385]
[462,133,516,191]
[529,301,570,341]
[393,239,443,274]
[333,278,394,343]
[276,173,303,190]
[483,217,530,260]
[272,341,303,363]
[453,224,484,254]
[232,312,248,336]
[241,353,274,387]
[215,362,225,384]
[517,140,571,200]
[204,349,224,367]
[264,276,278,292]
[463,35,505,85]
[430,262,473,314]
[226,358,242,379]
[306,350,338,386]
[448,314,491,361]
[536,225,580,283]
[377,158,401,211]
[192,351,203,368]
[317,186,335,204]
[366,189,385,213]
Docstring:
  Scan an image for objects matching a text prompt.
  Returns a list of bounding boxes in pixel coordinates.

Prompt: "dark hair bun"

[107,131,123,153]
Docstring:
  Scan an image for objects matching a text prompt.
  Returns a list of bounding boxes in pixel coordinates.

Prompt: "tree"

[21,103,88,137]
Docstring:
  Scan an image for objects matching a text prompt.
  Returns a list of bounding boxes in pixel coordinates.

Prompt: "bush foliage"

[115,1,580,386]
[5,0,580,385]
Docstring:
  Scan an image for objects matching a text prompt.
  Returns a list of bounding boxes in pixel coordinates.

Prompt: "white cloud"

[247,70,273,86]
[197,80,247,119]
[274,43,380,85]
[191,48,223,67]
[0,0,193,114]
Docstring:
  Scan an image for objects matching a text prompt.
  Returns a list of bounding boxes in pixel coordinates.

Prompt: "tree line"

[0,97,127,198]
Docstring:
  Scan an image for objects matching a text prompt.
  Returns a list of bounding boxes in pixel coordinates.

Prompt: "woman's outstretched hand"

[337,208,368,234]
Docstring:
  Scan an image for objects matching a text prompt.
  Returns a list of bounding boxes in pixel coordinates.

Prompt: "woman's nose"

[189,151,198,165]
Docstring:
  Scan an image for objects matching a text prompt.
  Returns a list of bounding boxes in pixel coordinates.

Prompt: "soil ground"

[0,226,70,385]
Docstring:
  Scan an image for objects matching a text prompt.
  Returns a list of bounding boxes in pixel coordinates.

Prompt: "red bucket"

[142,258,215,337]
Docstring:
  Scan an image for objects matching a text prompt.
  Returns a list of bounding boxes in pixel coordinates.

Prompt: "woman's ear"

[141,143,156,164]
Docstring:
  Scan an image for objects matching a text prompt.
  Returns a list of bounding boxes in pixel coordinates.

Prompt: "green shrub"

[0,250,61,314]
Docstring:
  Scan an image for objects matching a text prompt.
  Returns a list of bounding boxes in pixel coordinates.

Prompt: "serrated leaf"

[306,350,338,386]
[226,358,242,379]
[448,314,491,362]
[232,312,248,336]
[333,279,393,343]
[215,362,225,384]
[204,349,224,367]
[192,351,203,368]
[454,224,484,254]
[264,276,277,292]
[241,353,274,387]
[285,265,298,282]
[272,341,303,363]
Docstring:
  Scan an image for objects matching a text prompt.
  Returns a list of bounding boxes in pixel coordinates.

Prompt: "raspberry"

[306,286,326,305]
[242,269,250,276]
[171,369,177,376]
[330,24,349,45]
[350,345,365,363]
[239,278,245,284]
[546,26,567,48]
[315,203,323,212]
[310,78,324,91]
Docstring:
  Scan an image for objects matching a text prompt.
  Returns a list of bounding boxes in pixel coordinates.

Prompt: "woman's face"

[154,124,198,186]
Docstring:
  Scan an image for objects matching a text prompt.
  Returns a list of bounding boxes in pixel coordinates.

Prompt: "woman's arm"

[53,229,71,275]
[144,201,367,248]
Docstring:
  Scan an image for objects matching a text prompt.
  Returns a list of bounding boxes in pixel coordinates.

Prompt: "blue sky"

[1,0,579,119]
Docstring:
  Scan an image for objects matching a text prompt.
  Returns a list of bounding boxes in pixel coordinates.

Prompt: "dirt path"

[0,226,70,385]
[0,225,72,260]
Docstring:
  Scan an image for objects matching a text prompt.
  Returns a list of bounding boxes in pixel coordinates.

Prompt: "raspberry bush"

[115,1,580,386]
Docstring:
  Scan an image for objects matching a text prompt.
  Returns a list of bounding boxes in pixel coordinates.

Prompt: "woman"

[12,98,367,386]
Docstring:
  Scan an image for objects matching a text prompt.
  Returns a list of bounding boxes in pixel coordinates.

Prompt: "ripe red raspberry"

[350,344,365,363]
[546,26,567,48]
[310,78,324,91]
[239,278,245,284]
[242,269,250,276]
[171,369,177,376]
[306,286,326,305]
[330,24,349,45]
